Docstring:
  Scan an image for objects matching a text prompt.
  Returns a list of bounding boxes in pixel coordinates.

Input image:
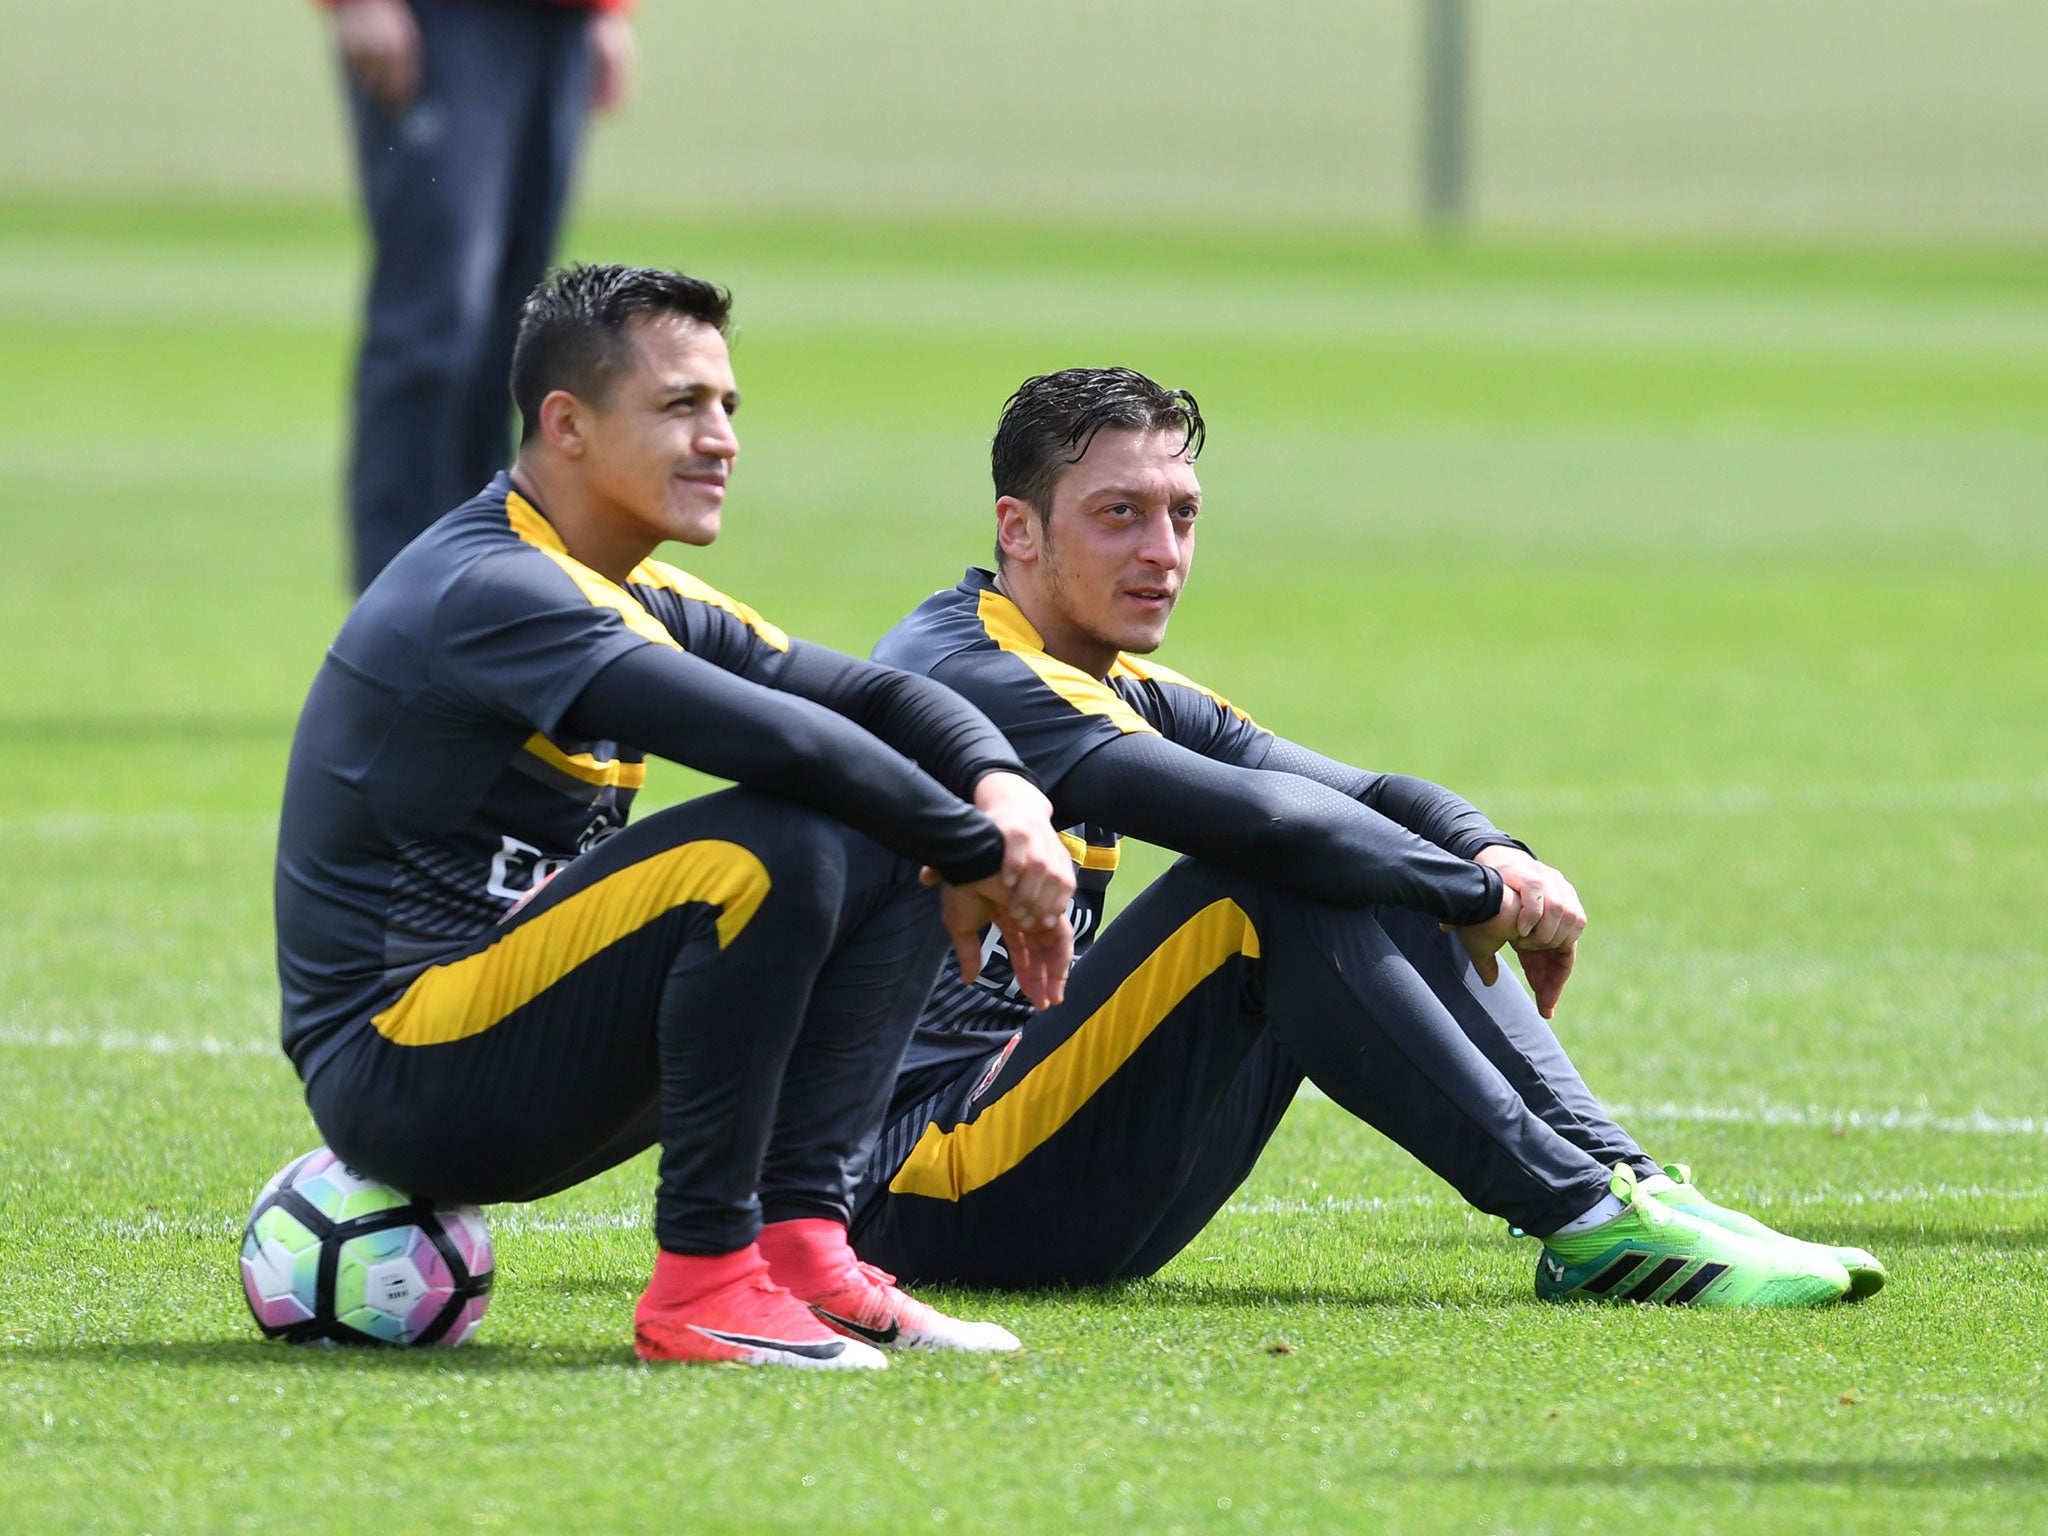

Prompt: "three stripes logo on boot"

[1576,1250,1730,1305]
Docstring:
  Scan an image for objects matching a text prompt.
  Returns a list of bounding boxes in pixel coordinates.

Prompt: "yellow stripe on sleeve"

[1111,654,1256,725]
[1057,830,1120,872]
[886,898,1259,1201]
[974,589,1157,737]
[370,839,770,1047]
[629,560,790,652]
[522,733,648,790]
[504,491,680,651]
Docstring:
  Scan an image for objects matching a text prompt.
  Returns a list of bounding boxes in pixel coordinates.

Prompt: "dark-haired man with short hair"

[276,266,1075,1368]
[850,366,1883,1309]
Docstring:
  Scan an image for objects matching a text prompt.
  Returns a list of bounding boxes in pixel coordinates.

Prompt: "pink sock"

[757,1218,858,1297]
[638,1244,765,1315]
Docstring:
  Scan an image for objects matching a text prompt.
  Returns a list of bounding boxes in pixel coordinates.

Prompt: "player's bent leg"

[1112,1031,1303,1280]
[1247,884,1620,1240]
[626,792,943,1366]
[756,835,953,1233]
[1367,911,1883,1296]
[304,790,812,1203]
[855,857,1854,1309]
[852,861,1276,1288]
[1246,895,1850,1306]
[747,860,1020,1350]
[304,789,915,1367]
[1373,906,1655,1179]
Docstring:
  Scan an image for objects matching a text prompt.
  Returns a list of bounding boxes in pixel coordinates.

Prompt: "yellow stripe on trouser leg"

[887,899,1260,1201]
[370,839,772,1048]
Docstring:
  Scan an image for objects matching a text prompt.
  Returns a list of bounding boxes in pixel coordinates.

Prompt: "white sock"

[1545,1191,1627,1237]
[1636,1171,1679,1195]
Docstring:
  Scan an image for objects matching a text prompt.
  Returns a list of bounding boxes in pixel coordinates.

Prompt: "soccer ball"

[239,1147,493,1347]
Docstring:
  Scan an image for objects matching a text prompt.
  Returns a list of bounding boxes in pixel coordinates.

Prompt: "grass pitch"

[2,198,2045,1533]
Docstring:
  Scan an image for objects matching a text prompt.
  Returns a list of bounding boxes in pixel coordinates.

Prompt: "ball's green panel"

[250,1203,322,1278]
[295,1162,410,1223]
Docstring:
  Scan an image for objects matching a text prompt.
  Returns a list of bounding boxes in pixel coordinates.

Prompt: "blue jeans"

[345,0,591,592]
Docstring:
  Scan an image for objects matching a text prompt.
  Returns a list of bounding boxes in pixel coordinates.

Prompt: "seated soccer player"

[274,266,1079,1369]
[849,366,1884,1309]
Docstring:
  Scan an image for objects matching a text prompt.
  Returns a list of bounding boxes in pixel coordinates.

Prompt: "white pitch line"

[1292,1082,2047,1136]
[6,777,2046,845]
[1,811,276,842]
[5,1026,2044,1140]
[1220,1182,2043,1219]
[55,1209,656,1243]
[71,1180,2040,1246]
[1605,1099,2048,1138]
[0,1025,277,1058]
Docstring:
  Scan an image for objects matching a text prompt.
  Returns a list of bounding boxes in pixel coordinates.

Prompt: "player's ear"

[994,495,1042,567]
[537,390,588,457]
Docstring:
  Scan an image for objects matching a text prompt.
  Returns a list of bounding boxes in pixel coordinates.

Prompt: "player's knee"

[1160,855,1306,928]
[736,804,859,927]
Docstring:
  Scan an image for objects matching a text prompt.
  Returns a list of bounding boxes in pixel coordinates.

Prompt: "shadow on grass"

[1469,1454,2046,1491]
[951,1278,1444,1311]
[0,1339,634,1372]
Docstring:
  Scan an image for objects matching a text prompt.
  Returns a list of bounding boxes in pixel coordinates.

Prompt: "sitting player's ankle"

[758,1216,860,1296]
[1545,1190,1629,1238]
[640,1244,767,1315]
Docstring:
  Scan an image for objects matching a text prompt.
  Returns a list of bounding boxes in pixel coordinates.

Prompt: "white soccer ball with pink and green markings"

[239,1148,492,1347]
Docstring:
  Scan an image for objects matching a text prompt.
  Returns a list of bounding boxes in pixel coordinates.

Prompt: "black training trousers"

[852,858,1651,1287]
[307,790,949,1254]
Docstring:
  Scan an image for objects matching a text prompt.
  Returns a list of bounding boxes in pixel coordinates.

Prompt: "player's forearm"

[775,641,1033,802]
[563,647,1003,883]
[1255,736,1521,860]
[1360,774,1520,860]
[1057,735,1502,925]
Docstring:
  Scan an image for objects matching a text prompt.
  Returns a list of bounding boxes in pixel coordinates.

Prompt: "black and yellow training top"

[276,477,1025,1080]
[873,567,1518,1100]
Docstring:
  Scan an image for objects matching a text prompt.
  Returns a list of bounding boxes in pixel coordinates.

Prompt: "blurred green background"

[4,4,2046,1532]
[8,0,2048,237]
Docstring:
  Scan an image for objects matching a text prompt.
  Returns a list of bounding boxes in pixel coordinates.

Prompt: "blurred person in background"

[321,0,637,591]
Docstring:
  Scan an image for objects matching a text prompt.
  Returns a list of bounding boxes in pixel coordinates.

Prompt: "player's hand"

[918,772,1074,1008]
[1474,845,1586,953]
[586,10,636,112]
[1514,942,1577,1021]
[925,872,1074,1011]
[1444,881,1521,989]
[970,771,1075,936]
[332,0,423,115]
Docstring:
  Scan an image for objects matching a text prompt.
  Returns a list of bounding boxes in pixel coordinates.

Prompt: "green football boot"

[1537,1164,1852,1308]
[1652,1162,1886,1300]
